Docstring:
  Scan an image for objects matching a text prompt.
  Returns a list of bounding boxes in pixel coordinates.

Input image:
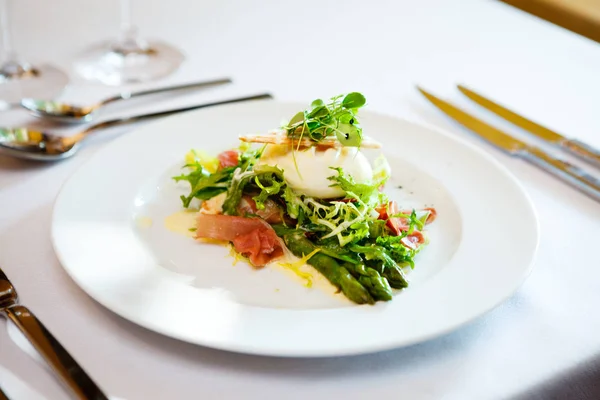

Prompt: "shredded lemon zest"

[227,244,247,266]
[198,237,227,245]
[278,248,320,288]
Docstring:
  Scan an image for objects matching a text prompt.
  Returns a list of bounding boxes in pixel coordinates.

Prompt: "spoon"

[20,77,232,123]
[1,93,272,161]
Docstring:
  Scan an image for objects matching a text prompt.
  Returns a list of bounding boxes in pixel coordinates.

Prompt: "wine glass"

[0,0,69,106]
[74,0,184,86]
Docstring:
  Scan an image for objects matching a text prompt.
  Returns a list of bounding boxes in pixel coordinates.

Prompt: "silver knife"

[457,85,600,169]
[0,267,109,399]
[0,385,8,400]
[418,87,600,202]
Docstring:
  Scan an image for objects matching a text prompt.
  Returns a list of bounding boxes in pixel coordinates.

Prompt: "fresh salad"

[173,92,436,304]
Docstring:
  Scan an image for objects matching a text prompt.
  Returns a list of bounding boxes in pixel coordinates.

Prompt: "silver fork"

[0,267,108,400]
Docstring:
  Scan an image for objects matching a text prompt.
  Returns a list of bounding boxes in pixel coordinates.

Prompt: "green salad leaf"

[174,145,263,208]
[327,167,388,206]
[282,92,367,148]
[173,164,234,207]
[342,92,366,109]
[222,164,286,215]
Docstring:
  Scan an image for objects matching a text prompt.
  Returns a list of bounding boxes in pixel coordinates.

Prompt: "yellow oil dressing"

[164,209,198,238]
[277,249,320,288]
[227,244,250,266]
[163,209,337,296]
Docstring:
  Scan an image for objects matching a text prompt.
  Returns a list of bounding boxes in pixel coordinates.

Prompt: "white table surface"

[2,0,600,399]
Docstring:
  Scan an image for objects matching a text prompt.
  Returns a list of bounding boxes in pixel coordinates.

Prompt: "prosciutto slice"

[401,231,426,250]
[376,201,431,250]
[196,214,284,267]
[376,201,409,236]
[217,150,239,169]
[237,195,283,224]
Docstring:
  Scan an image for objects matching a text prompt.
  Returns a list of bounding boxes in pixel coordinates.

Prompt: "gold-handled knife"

[457,85,600,169]
[417,87,600,202]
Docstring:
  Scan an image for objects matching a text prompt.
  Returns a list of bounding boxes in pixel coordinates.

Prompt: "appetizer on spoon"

[20,77,231,123]
[0,93,272,161]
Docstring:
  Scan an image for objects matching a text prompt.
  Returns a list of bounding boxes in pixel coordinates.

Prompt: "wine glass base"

[74,40,184,86]
[0,60,39,81]
[0,63,69,105]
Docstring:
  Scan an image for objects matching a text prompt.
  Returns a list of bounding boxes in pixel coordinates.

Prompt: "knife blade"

[457,85,600,169]
[417,86,600,202]
[417,87,527,154]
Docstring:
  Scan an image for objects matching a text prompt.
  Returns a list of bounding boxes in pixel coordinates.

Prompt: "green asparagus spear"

[349,244,409,289]
[273,226,374,305]
[343,263,393,301]
[336,266,375,305]
[371,261,409,289]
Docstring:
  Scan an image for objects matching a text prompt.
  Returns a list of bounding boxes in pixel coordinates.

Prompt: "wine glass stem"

[0,0,17,63]
[119,0,135,42]
[114,0,148,53]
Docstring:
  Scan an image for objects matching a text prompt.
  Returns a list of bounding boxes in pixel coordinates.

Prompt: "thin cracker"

[238,134,382,149]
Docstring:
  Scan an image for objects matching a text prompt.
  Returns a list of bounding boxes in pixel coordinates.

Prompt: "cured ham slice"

[237,195,283,224]
[423,207,437,224]
[217,150,239,169]
[376,201,409,236]
[376,201,432,250]
[401,231,426,250]
[196,214,284,267]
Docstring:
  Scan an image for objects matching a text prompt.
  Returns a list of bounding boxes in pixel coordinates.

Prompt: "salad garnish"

[283,92,366,147]
[172,93,436,305]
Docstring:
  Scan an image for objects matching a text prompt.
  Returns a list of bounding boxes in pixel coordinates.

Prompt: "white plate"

[52,100,539,357]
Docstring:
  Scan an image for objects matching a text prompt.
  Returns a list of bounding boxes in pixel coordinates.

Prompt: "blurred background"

[2,0,600,163]
[2,0,600,121]
[503,0,600,43]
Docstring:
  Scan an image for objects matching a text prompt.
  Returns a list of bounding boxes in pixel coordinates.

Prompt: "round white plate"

[52,100,539,357]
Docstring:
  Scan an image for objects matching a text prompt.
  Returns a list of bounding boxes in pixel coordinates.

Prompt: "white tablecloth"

[2,0,600,399]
